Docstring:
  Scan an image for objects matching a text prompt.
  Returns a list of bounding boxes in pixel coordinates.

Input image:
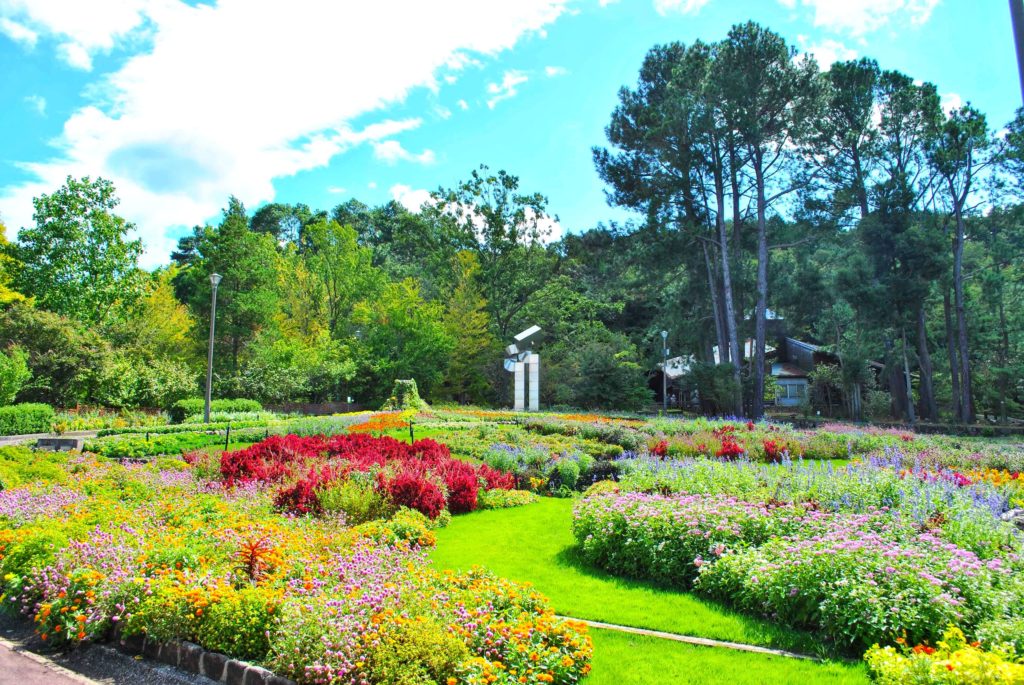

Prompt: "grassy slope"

[430,498,868,685]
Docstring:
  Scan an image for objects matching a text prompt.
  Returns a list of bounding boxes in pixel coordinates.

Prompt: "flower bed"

[215,433,514,518]
[0,451,591,685]
[573,488,1024,652]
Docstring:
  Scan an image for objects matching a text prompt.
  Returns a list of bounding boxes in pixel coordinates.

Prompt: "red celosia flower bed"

[220,433,513,518]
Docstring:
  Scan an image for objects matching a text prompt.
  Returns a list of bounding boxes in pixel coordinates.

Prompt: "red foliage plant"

[715,436,745,461]
[762,439,783,463]
[220,433,511,519]
[379,469,446,519]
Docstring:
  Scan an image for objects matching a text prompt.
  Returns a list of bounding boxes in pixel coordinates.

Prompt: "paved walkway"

[556,616,820,661]
[0,639,100,684]
[0,430,98,446]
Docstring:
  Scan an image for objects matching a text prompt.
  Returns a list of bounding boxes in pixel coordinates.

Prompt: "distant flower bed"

[0,451,590,685]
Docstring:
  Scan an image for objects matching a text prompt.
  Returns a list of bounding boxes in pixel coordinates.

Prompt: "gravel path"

[0,614,215,685]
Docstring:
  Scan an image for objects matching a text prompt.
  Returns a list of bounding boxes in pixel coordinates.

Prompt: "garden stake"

[225,423,231,450]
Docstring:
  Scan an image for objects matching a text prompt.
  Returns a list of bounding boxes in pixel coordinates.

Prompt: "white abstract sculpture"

[505,327,541,412]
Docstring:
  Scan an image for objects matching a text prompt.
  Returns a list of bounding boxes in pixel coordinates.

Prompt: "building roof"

[772,362,809,378]
[785,337,820,352]
[712,339,776,364]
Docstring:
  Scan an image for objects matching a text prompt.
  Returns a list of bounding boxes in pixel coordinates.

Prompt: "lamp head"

[661,330,668,340]
[210,273,223,287]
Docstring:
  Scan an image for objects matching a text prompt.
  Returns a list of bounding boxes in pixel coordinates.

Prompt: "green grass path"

[430,498,868,685]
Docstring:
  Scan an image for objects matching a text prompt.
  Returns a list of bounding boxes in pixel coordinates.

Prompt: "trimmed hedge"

[97,418,275,437]
[0,403,55,436]
[169,398,262,423]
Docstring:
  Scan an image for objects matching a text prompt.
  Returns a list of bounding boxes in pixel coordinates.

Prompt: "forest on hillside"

[1,21,1023,423]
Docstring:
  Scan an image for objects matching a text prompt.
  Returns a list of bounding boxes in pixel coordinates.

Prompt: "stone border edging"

[111,626,296,685]
[558,616,820,661]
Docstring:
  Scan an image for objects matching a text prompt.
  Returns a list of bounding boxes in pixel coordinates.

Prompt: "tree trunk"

[703,243,729,365]
[952,203,974,422]
[943,290,961,421]
[916,306,938,421]
[901,327,916,424]
[885,339,908,420]
[852,148,869,220]
[752,152,769,420]
[713,139,743,416]
[998,288,1010,424]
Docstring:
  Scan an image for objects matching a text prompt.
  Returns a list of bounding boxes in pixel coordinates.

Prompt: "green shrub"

[555,459,581,490]
[0,446,66,490]
[169,398,262,423]
[0,403,54,435]
[366,615,469,685]
[477,489,537,509]
[581,480,620,498]
[318,475,395,524]
[381,379,428,411]
[0,346,31,406]
[85,431,237,458]
[353,508,436,547]
[196,586,279,662]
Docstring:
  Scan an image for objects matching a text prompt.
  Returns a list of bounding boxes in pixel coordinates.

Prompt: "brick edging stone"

[111,625,295,685]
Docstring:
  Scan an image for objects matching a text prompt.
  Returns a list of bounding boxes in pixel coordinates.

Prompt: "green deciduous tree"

[14,176,143,325]
[352,279,454,403]
[0,345,30,406]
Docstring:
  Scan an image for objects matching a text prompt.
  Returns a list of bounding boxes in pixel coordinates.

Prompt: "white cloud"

[367,181,378,190]
[23,94,46,115]
[327,186,346,195]
[390,184,434,212]
[371,139,437,165]
[0,0,152,67]
[0,0,571,267]
[544,65,568,77]
[796,35,857,69]
[941,91,963,115]
[434,105,452,119]
[457,99,469,110]
[57,41,92,70]
[0,17,37,46]
[653,0,711,16]
[778,0,940,36]
[487,69,529,109]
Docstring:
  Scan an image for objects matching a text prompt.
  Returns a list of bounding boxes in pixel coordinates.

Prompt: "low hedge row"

[97,418,276,437]
[169,398,262,423]
[0,403,55,436]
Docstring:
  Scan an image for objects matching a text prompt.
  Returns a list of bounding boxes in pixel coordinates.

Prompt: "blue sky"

[0,0,1018,268]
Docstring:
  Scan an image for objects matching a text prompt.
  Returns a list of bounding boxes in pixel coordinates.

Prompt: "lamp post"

[204,273,222,424]
[1012,0,1024,104]
[661,330,669,411]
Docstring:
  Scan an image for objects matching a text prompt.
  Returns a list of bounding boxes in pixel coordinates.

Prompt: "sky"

[0,0,1019,268]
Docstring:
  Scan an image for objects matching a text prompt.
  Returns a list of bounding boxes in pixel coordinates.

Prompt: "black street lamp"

[204,273,222,424]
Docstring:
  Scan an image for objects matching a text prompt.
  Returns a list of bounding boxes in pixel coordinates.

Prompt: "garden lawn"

[587,630,867,685]
[431,498,864,680]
